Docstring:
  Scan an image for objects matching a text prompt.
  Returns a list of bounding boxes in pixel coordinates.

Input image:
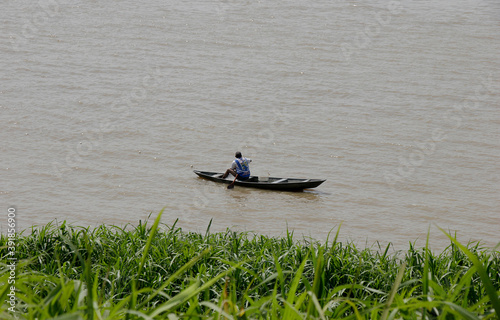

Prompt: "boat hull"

[193,170,325,191]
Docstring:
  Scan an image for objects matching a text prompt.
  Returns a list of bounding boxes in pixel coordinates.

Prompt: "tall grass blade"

[325,222,342,252]
[149,263,241,317]
[137,248,211,309]
[422,227,430,320]
[309,292,326,320]
[199,301,235,320]
[148,280,200,316]
[307,246,324,317]
[440,301,480,320]
[283,254,308,319]
[205,218,213,238]
[137,208,164,280]
[131,208,164,313]
[439,227,500,316]
[381,262,406,320]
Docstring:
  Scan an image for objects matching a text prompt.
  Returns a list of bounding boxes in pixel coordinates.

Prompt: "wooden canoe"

[194,170,325,191]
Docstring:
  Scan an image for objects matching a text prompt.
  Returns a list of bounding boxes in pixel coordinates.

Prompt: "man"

[222,152,252,180]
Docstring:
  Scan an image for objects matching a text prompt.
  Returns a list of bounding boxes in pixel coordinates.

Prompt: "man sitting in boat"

[222,152,252,181]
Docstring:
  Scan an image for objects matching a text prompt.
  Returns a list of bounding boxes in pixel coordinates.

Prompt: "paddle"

[227,174,238,189]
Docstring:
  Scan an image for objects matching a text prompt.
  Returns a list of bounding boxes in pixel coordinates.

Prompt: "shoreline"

[1,212,499,319]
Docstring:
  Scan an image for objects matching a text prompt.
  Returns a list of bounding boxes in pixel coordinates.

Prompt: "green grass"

[1,210,499,319]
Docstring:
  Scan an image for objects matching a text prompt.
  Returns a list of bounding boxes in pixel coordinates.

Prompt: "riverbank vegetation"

[1,210,499,319]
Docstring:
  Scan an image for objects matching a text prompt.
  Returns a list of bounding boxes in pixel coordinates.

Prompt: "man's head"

[235,151,242,158]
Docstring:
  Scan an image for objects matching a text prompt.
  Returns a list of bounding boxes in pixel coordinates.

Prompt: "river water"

[1,0,499,251]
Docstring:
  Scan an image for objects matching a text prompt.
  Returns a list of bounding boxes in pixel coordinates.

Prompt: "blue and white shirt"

[231,157,252,178]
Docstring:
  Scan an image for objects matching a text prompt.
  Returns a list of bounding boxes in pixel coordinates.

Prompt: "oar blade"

[227,174,238,189]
